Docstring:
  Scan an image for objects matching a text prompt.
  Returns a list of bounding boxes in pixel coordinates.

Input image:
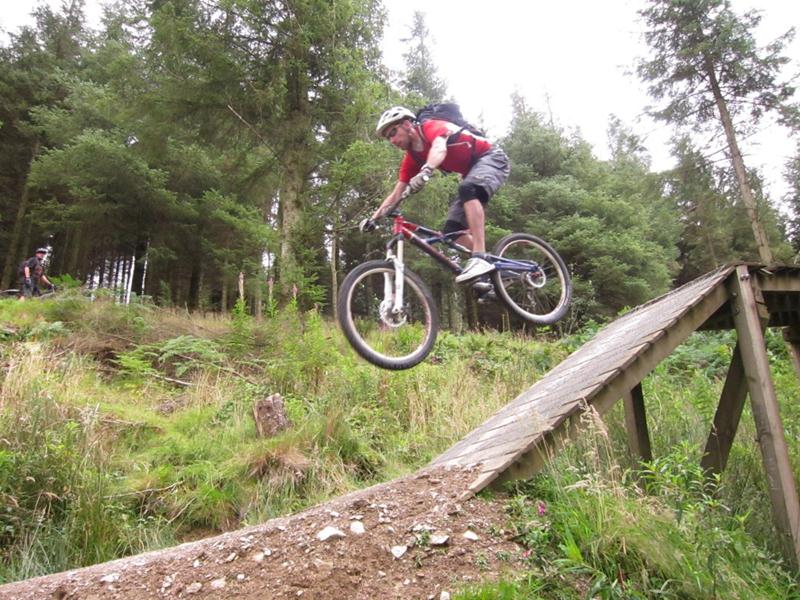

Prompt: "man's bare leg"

[463,199,486,253]
[455,232,473,250]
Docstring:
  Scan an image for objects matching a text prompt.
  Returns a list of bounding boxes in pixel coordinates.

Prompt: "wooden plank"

[623,383,652,464]
[700,344,748,476]
[755,269,800,293]
[591,281,731,417]
[492,412,584,487]
[730,265,800,569]
[431,265,735,493]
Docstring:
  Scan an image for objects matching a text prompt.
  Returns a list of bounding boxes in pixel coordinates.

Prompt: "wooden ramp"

[430,263,800,568]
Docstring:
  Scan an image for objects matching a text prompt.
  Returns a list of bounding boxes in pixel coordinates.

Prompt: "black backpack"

[415,102,485,144]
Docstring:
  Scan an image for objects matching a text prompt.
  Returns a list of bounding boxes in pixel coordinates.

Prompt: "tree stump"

[252,393,291,438]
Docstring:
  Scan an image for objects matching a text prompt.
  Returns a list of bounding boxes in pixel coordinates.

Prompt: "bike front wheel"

[337,260,438,370]
[491,233,572,325]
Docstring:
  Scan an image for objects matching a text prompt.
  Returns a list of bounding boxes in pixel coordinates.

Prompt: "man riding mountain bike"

[18,247,54,301]
[368,106,511,283]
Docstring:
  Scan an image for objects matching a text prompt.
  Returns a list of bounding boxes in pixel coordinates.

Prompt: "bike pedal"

[477,290,497,304]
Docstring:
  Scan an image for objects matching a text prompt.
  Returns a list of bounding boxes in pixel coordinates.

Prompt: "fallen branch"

[105,481,183,499]
[150,373,192,387]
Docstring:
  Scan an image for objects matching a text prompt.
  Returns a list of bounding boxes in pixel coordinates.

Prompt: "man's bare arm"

[424,135,447,169]
[371,180,409,220]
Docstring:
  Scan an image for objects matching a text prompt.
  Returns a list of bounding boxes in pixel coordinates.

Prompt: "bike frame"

[389,212,467,273]
[381,211,544,315]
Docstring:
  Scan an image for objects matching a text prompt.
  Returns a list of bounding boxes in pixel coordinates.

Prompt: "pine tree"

[0,0,91,288]
[784,145,800,252]
[400,11,447,103]
[637,0,798,264]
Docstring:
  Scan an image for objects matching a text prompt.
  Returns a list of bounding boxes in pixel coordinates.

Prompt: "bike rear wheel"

[491,233,572,325]
[337,260,438,370]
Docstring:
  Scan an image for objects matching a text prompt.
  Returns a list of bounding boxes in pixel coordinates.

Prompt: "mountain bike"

[337,191,572,370]
[1,286,58,299]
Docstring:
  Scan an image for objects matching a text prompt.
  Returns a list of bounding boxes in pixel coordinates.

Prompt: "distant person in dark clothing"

[18,248,54,301]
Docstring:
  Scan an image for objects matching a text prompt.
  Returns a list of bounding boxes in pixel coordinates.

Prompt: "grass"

[0,292,556,581]
[456,331,800,599]
[0,294,798,595]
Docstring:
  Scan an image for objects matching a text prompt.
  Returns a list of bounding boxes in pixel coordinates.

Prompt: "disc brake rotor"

[379,300,407,328]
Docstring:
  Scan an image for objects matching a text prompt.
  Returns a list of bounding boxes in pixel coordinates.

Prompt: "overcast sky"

[3,0,799,198]
[381,0,799,200]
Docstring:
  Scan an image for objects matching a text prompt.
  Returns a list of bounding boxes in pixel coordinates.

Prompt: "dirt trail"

[0,466,522,599]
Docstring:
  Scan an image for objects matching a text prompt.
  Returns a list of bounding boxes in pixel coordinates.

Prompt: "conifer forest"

[1,0,797,326]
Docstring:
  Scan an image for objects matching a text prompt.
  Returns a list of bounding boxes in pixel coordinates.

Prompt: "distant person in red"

[18,248,54,301]
[370,106,510,283]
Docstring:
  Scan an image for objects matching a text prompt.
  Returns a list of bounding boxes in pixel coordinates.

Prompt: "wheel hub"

[379,300,407,328]
[525,268,546,289]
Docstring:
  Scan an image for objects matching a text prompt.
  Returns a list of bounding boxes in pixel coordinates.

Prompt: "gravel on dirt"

[0,466,526,600]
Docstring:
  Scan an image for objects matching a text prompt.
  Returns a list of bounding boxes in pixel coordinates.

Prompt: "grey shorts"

[444,147,510,232]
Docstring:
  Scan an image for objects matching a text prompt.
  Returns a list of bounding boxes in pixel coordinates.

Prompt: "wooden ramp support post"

[783,325,800,381]
[730,265,800,570]
[700,343,748,476]
[623,383,652,465]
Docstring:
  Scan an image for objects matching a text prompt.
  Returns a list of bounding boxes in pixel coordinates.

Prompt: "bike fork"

[384,238,405,314]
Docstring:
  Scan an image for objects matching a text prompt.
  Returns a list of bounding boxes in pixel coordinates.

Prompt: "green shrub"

[0,371,172,582]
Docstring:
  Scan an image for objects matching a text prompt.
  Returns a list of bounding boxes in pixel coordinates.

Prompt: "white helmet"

[376,106,415,136]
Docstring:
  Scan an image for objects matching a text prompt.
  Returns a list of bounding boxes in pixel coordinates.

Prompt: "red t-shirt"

[398,120,492,183]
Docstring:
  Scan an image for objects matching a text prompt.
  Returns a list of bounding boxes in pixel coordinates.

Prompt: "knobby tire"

[491,233,572,325]
[337,260,438,370]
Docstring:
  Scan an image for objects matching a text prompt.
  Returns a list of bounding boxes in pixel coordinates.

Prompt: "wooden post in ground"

[622,383,652,465]
[730,265,800,569]
[700,344,748,476]
[782,326,800,381]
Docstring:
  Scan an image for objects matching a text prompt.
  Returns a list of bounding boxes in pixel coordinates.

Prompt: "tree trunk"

[704,56,773,264]
[464,288,478,330]
[704,228,719,267]
[449,285,463,333]
[1,139,40,289]
[221,261,229,312]
[97,257,106,288]
[120,256,130,302]
[277,19,313,298]
[278,145,308,296]
[188,261,202,310]
[111,256,121,295]
[330,228,338,317]
[75,230,90,282]
[130,238,149,298]
[254,269,263,321]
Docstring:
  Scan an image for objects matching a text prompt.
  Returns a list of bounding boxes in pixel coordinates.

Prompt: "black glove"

[48,283,56,292]
[359,218,377,233]
[408,165,433,193]
[24,277,32,287]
